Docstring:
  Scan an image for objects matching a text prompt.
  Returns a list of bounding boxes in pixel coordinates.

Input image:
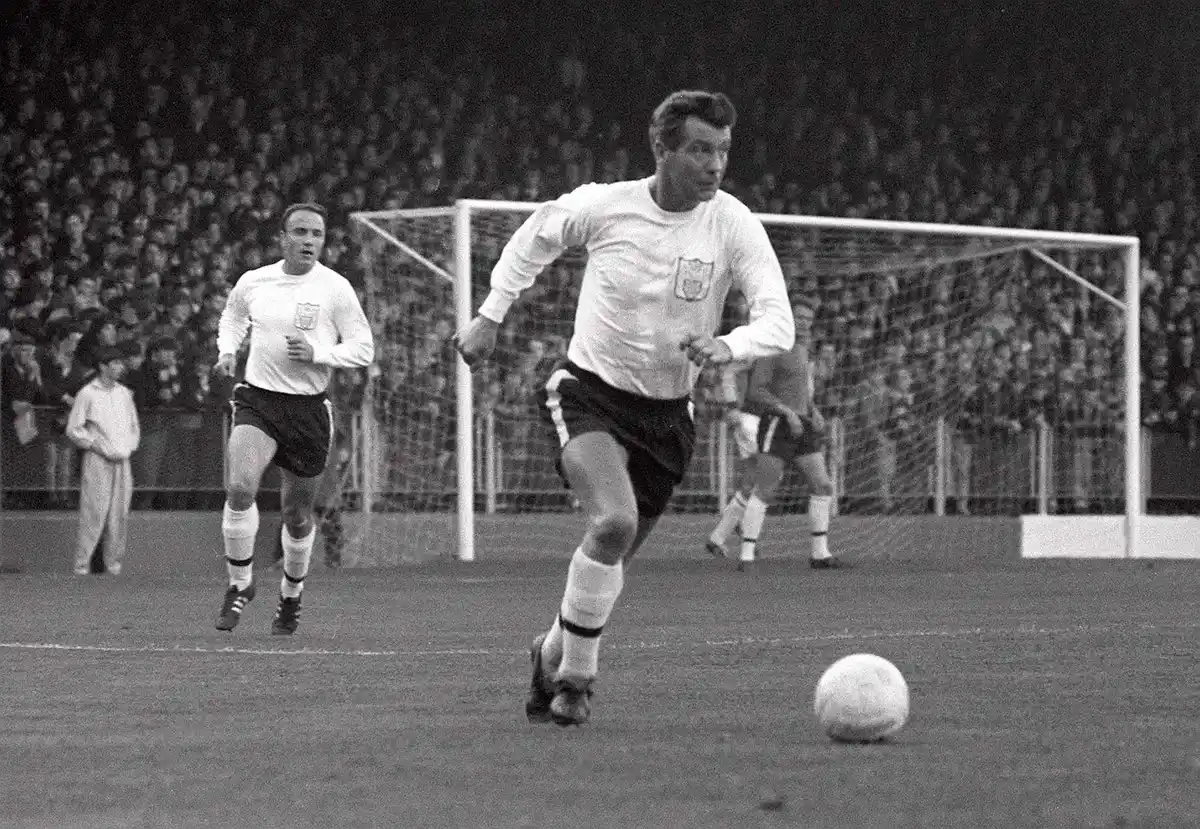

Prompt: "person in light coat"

[66,346,140,575]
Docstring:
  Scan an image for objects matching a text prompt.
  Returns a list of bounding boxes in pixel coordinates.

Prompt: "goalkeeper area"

[346,202,1152,564]
[1,551,1197,828]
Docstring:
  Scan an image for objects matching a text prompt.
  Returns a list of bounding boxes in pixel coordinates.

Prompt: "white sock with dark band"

[557,548,624,678]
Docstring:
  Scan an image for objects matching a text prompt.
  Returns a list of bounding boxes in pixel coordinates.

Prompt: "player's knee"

[587,509,639,555]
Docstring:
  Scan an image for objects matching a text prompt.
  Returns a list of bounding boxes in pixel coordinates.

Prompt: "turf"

[0,555,1197,829]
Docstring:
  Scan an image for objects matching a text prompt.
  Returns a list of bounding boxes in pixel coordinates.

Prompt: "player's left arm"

[718,212,795,363]
[309,282,376,368]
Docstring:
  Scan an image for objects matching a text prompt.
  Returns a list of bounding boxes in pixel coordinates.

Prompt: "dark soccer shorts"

[757,413,826,463]
[537,361,695,518]
[230,382,334,479]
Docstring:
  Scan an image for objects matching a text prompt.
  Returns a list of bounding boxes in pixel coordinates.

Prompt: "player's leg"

[797,452,844,567]
[268,394,335,633]
[272,468,321,635]
[215,423,276,630]
[73,453,110,575]
[532,366,676,725]
[739,454,785,564]
[707,413,758,555]
[708,458,757,555]
[543,432,634,720]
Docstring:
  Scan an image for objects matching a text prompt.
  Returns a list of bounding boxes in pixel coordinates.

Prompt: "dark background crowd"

[2,0,1200,510]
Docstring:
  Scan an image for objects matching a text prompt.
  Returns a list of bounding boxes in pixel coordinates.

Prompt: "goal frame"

[352,200,1142,562]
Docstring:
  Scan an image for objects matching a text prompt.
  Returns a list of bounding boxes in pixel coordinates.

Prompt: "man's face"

[657,116,731,207]
[280,209,325,271]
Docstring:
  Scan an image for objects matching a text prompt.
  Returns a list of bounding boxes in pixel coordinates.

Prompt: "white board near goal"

[349,200,1142,563]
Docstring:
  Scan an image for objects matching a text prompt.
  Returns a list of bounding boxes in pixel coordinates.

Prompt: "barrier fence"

[4,405,1197,515]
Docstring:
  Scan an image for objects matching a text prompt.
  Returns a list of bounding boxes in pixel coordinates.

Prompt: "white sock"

[222,502,258,589]
[558,547,623,678]
[740,495,767,562]
[710,492,749,545]
[809,495,832,559]
[280,524,315,598]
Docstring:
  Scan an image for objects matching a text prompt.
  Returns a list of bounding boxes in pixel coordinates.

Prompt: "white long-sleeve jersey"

[218,260,375,396]
[479,178,795,399]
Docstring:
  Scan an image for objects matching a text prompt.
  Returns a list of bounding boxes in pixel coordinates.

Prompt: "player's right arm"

[215,276,252,377]
[455,185,599,368]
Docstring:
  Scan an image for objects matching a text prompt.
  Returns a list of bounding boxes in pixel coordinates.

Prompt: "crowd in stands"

[2,0,1200,506]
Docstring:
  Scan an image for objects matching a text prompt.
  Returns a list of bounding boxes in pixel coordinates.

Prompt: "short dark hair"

[648,90,737,151]
[281,202,327,232]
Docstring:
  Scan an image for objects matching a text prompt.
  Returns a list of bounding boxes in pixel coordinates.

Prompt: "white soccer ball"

[813,653,909,742]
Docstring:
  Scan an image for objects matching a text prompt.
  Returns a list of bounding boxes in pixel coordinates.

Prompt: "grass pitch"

[1,553,1197,828]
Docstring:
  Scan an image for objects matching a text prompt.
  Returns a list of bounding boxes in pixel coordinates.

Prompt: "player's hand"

[286,335,315,363]
[453,315,500,370]
[214,353,236,378]
[680,334,733,367]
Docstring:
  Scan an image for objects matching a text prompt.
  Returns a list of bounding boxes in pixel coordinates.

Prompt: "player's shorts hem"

[758,414,826,460]
[230,383,333,479]
[538,361,694,518]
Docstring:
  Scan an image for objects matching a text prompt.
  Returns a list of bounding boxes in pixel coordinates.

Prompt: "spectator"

[129,335,183,499]
[2,0,1199,516]
[41,322,89,506]
[65,346,140,576]
[2,329,47,455]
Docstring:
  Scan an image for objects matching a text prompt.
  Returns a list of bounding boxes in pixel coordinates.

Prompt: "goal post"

[350,200,1145,563]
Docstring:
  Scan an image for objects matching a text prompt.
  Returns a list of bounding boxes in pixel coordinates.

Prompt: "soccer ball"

[813,653,909,742]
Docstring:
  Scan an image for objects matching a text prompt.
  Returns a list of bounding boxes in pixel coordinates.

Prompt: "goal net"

[346,203,1139,565]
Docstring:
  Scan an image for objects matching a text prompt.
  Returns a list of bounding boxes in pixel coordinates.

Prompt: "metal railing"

[3,405,1194,514]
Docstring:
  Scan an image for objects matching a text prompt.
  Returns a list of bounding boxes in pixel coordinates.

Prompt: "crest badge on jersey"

[673,258,714,302]
[294,302,320,330]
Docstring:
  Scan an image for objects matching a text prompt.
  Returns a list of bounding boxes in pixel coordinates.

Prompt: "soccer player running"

[455,90,795,727]
[708,300,844,569]
[213,203,374,634]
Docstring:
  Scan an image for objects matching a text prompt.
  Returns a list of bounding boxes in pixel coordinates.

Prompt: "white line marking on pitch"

[0,621,1182,659]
